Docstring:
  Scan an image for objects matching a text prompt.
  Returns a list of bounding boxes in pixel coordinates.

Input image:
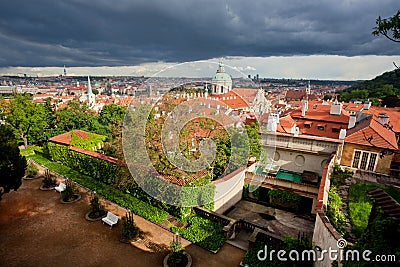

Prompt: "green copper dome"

[212,72,232,81]
[212,62,232,82]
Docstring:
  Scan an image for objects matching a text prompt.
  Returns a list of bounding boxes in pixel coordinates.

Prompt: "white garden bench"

[102,211,118,228]
[55,182,66,193]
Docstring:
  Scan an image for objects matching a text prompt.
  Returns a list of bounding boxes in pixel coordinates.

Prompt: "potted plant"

[24,163,40,179]
[120,210,139,243]
[163,233,192,267]
[60,179,81,203]
[85,192,107,221]
[40,169,58,190]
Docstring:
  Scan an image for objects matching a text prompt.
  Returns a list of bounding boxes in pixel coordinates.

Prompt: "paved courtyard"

[0,178,245,267]
[226,200,315,238]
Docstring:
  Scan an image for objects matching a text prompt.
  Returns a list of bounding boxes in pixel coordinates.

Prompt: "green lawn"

[348,181,400,238]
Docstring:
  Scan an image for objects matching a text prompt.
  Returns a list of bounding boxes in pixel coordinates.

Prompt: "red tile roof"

[363,106,400,133]
[344,103,364,111]
[209,91,249,109]
[291,104,350,124]
[279,115,296,129]
[285,90,306,100]
[289,104,349,138]
[232,88,258,104]
[48,130,95,146]
[346,117,398,150]
[70,146,121,164]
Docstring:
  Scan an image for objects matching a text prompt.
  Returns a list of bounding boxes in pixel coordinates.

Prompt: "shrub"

[326,185,346,236]
[61,179,77,202]
[121,210,139,239]
[26,163,39,177]
[348,201,372,237]
[268,189,301,211]
[171,216,226,251]
[42,169,57,188]
[90,192,102,213]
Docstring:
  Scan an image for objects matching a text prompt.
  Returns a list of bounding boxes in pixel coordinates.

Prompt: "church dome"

[212,72,232,82]
[210,61,232,95]
[212,62,232,82]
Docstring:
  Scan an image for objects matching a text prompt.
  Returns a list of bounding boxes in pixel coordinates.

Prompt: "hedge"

[28,153,168,223]
[268,189,301,211]
[70,131,106,151]
[171,216,226,251]
[47,142,119,184]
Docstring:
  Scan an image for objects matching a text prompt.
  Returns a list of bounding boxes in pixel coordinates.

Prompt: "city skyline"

[0,0,399,79]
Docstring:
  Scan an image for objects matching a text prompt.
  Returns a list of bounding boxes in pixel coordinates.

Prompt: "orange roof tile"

[285,90,306,100]
[69,146,121,164]
[363,106,400,133]
[346,117,398,150]
[231,88,259,104]
[279,115,296,129]
[344,103,364,111]
[209,91,249,109]
[291,104,350,124]
[48,130,91,146]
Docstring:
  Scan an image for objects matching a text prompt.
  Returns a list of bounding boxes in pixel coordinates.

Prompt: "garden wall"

[312,211,344,267]
[212,167,246,214]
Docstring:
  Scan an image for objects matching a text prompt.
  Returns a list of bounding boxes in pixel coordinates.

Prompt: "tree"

[381,95,400,107]
[373,10,400,43]
[2,94,48,148]
[99,104,126,126]
[0,124,27,200]
[51,100,109,137]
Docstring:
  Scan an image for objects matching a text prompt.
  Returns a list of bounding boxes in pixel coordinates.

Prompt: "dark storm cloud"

[0,0,398,67]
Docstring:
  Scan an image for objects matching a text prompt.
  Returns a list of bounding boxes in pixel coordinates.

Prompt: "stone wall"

[313,211,345,267]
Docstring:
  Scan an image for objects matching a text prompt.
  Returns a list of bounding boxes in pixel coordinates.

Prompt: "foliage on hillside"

[338,68,400,106]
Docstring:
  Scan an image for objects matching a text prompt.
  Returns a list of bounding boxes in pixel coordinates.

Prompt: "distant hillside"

[339,68,400,105]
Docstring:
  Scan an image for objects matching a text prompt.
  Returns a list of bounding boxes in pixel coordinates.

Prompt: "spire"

[87,76,92,95]
[87,76,95,107]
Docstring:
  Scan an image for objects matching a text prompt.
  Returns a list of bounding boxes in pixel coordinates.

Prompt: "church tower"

[87,76,95,107]
[211,60,232,95]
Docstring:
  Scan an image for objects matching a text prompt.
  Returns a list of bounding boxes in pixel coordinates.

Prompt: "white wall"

[212,168,246,214]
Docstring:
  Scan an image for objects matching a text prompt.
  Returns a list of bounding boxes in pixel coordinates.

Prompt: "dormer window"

[304,122,312,128]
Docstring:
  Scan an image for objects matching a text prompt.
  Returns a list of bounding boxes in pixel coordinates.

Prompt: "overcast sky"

[0,0,399,79]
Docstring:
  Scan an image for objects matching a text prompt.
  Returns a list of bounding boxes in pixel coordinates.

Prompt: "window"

[304,123,311,129]
[295,155,305,166]
[317,125,325,131]
[351,150,378,171]
[332,128,340,133]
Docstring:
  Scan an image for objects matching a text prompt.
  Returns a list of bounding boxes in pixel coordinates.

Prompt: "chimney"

[267,113,279,132]
[293,127,299,137]
[377,112,389,126]
[363,101,372,110]
[348,111,356,129]
[339,129,347,140]
[301,100,308,117]
[330,98,342,115]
